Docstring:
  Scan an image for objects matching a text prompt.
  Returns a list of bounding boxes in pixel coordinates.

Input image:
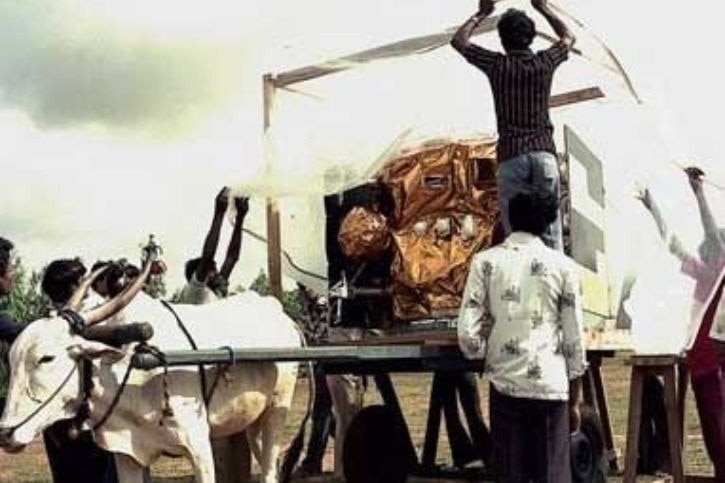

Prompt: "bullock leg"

[245,425,264,465]
[259,406,290,483]
[114,453,146,483]
[184,433,217,483]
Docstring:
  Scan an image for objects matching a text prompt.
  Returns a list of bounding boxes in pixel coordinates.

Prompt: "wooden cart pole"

[264,73,283,300]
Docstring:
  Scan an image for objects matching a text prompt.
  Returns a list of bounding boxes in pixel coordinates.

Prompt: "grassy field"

[0,355,714,482]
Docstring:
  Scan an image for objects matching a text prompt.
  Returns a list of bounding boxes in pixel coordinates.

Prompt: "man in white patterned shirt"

[458,192,587,482]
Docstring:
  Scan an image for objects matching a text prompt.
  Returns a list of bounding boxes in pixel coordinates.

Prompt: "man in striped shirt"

[451,0,575,250]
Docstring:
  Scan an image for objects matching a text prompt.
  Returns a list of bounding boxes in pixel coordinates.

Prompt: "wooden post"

[264,73,283,300]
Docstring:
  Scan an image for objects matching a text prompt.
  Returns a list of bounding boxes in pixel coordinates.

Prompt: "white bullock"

[0,287,305,483]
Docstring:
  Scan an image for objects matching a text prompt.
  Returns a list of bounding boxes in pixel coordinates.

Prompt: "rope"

[4,366,77,435]
[203,346,236,407]
[242,228,327,282]
[160,300,209,410]
[92,356,135,431]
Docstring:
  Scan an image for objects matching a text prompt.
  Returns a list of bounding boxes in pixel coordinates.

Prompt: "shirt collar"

[506,48,534,58]
[504,231,545,247]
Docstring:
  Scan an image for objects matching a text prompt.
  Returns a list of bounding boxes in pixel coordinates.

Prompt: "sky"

[1,0,724,298]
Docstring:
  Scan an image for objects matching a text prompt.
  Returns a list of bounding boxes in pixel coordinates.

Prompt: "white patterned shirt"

[457,232,587,401]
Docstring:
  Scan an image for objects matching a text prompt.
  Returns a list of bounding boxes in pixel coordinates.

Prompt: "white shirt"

[457,232,588,401]
[178,273,218,305]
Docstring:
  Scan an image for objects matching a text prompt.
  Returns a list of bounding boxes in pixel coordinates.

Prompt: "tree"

[144,275,167,299]
[0,257,47,396]
[0,257,48,325]
[248,270,305,324]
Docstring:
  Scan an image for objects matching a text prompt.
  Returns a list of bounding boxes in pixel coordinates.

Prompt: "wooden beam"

[272,16,501,88]
[550,86,604,109]
[263,74,283,300]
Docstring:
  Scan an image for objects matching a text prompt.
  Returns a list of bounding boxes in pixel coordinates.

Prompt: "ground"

[0,356,714,482]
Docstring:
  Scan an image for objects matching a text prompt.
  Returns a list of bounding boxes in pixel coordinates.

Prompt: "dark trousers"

[490,385,570,483]
[300,363,334,472]
[691,368,725,482]
[438,371,492,466]
[44,420,118,483]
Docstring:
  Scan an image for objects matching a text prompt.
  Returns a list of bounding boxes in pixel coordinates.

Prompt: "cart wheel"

[343,405,414,483]
[570,405,607,483]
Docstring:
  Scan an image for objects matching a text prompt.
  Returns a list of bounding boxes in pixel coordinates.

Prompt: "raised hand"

[634,182,652,209]
[234,196,250,218]
[479,0,495,15]
[684,166,705,191]
[214,187,230,212]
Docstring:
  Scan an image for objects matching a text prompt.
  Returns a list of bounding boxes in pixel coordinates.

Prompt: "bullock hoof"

[570,405,607,483]
[342,405,413,483]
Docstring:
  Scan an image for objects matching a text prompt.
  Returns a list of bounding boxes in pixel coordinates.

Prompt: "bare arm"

[636,185,689,261]
[686,167,722,246]
[196,188,229,282]
[219,196,249,280]
[451,0,495,53]
[532,0,576,47]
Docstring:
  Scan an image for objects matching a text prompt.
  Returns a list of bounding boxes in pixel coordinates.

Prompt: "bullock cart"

[174,12,652,482]
[131,336,619,483]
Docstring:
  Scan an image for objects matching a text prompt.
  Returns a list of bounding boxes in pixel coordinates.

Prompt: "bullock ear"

[67,341,125,363]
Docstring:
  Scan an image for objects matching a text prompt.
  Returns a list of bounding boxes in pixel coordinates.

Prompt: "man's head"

[508,191,559,237]
[0,237,15,296]
[91,260,138,297]
[41,259,87,306]
[184,257,217,283]
[498,9,536,52]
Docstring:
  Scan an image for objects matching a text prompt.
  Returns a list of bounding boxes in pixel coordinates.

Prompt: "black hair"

[42,258,87,305]
[185,257,202,282]
[498,9,536,51]
[508,191,559,236]
[0,237,13,278]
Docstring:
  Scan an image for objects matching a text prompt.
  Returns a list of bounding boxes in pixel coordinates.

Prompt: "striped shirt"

[454,41,570,162]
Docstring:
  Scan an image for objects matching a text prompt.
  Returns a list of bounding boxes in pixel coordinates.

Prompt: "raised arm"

[635,184,689,262]
[219,196,249,280]
[195,187,229,282]
[451,0,495,53]
[686,167,722,247]
[532,0,576,47]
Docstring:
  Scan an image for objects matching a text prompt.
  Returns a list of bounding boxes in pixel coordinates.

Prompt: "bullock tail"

[279,327,315,483]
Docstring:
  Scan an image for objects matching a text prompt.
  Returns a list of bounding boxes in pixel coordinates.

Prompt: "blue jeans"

[496,151,563,251]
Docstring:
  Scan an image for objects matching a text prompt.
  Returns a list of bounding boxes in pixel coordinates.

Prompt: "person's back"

[457,192,586,482]
[451,0,575,250]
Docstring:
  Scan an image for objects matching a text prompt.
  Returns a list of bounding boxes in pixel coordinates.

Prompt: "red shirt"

[683,255,725,377]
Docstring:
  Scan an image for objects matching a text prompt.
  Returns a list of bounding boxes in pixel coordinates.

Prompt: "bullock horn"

[66,265,110,311]
[81,258,153,327]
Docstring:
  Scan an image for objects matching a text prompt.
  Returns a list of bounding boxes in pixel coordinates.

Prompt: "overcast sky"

[0,0,723,295]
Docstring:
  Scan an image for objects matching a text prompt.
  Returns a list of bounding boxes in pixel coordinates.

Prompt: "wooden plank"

[663,366,685,482]
[549,86,604,108]
[263,74,283,300]
[272,16,502,88]
[626,354,682,367]
[623,366,645,483]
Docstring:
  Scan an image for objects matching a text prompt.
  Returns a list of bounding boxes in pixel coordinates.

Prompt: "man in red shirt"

[637,167,725,480]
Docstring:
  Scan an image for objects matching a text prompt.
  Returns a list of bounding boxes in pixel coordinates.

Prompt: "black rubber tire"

[342,405,414,483]
[570,405,608,483]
